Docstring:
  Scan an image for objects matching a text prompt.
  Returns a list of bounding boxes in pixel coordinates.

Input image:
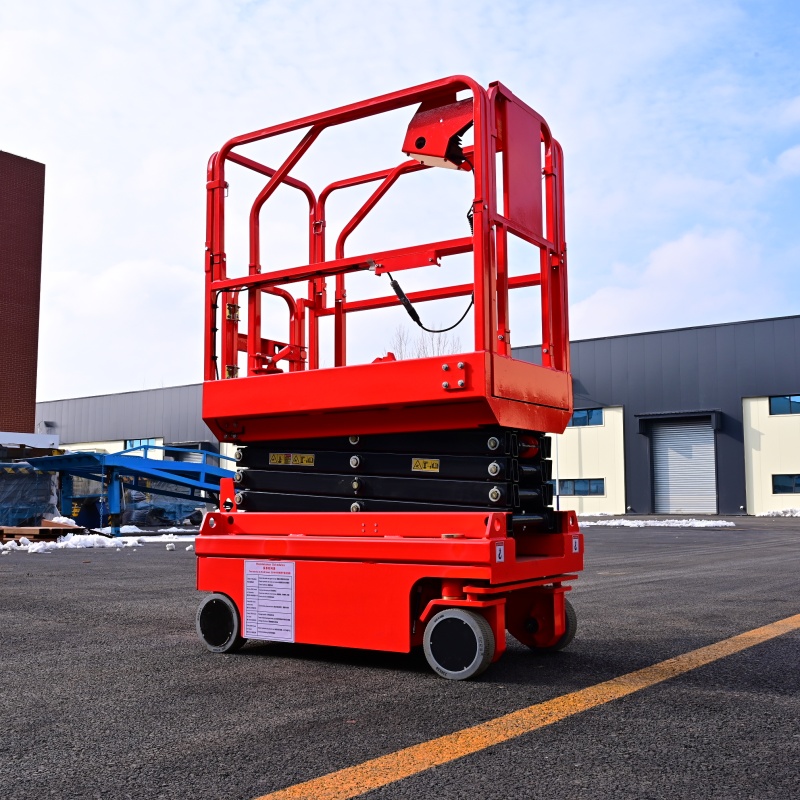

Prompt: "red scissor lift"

[195,76,583,679]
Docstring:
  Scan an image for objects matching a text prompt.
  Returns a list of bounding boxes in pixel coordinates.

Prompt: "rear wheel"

[509,598,577,652]
[423,608,495,680]
[196,593,246,653]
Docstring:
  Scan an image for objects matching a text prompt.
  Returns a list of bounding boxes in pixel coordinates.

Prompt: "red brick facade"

[0,151,45,433]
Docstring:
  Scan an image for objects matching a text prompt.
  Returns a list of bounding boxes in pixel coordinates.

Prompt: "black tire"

[196,593,247,653]
[423,608,495,680]
[528,598,577,652]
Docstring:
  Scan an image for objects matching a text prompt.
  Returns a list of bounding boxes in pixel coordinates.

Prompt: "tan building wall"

[549,406,626,515]
[742,398,800,515]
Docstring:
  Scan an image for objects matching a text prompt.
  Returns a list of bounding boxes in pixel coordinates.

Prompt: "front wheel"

[423,608,495,680]
[196,593,247,653]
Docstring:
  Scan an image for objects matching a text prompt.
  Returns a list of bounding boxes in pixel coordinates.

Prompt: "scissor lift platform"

[195,75,581,678]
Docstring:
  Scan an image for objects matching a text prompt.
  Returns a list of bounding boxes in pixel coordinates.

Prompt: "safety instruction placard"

[243,560,295,642]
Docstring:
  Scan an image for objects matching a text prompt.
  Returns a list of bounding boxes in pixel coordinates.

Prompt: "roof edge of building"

[0,150,46,168]
[37,382,203,405]
[516,312,800,350]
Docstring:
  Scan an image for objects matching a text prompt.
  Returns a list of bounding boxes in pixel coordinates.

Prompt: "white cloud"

[778,96,800,128]
[569,229,786,340]
[776,144,800,177]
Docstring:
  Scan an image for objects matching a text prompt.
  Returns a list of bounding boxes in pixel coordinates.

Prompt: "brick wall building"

[0,151,45,433]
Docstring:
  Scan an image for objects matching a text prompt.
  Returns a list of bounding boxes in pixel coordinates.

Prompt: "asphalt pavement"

[1,517,798,800]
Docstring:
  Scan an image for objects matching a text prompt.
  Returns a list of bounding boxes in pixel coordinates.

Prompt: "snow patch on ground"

[581,518,736,528]
[97,525,145,534]
[756,508,800,517]
[1,531,197,554]
[134,533,197,542]
[16,534,142,554]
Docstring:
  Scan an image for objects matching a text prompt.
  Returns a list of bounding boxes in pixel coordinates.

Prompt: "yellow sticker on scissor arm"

[269,453,315,466]
[412,458,440,473]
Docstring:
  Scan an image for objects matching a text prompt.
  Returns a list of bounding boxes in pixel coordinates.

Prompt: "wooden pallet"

[0,524,86,543]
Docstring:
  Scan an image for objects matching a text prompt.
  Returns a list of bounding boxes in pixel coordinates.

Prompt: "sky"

[1,0,799,400]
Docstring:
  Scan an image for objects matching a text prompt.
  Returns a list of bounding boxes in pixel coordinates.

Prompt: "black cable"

[386,272,474,334]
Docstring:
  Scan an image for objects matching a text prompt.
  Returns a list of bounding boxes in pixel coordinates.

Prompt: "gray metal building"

[35,384,216,451]
[518,314,800,515]
[35,314,800,516]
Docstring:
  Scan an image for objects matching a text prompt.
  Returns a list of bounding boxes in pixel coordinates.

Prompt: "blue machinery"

[27,445,236,535]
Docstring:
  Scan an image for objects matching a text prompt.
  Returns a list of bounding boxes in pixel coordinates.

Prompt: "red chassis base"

[195,508,583,670]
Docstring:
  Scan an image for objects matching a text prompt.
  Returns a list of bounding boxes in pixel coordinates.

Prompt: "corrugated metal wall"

[35,384,214,446]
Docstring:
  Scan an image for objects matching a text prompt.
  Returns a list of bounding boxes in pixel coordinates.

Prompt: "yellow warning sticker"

[412,458,440,473]
[269,453,315,466]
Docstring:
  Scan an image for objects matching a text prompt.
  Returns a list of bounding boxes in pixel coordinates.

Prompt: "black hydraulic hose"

[386,272,474,334]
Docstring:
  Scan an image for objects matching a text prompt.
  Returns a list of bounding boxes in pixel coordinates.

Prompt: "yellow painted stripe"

[254,614,800,800]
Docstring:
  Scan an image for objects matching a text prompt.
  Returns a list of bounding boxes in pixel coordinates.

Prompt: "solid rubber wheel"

[511,598,578,652]
[423,608,495,680]
[196,593,247,653]
[544,598,577,651]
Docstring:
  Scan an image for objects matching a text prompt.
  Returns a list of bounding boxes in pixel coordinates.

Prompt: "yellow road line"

[254,614,800,800]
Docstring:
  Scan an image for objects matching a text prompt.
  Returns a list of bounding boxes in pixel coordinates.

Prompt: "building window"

[126,438,157,450]
[567,408,604,427]
[769,395,800,415]
[772,475,800,494]
[557,478,605,496]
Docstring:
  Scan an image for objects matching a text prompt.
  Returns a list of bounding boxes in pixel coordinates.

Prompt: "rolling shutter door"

[173,450,204,463]
[652,419,717,513]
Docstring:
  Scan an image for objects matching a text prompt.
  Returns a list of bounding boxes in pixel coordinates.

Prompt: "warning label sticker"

[269,453,315,466]
[243,560,295,642]
[412,458,440,473]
